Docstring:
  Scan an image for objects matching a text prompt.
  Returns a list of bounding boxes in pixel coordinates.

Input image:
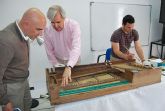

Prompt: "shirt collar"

[16,20,29,41]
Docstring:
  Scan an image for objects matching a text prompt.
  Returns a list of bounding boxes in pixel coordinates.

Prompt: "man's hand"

[124,53,135,60]
[142,60,151,66]
[3,102,13,111]
[127,53,135,60]
[62,66,72,86]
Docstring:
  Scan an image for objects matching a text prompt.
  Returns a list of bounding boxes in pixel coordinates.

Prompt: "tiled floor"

[31,98,54,111]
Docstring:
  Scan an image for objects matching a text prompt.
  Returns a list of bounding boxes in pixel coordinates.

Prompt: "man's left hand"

[3,102,13,111]
[62,66,72,86]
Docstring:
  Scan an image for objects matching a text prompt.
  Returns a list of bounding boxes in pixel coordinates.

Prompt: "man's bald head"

[21,8,45,24]
[19,8,46,40]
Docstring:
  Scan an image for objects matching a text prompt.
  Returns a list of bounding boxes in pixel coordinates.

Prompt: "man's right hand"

[125,53,135,60]
[3,102,13,111]
[128,53,135,60]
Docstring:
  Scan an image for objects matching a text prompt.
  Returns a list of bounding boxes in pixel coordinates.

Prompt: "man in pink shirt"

[44,5,81,86]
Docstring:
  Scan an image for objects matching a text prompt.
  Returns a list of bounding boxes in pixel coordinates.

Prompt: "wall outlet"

[30,87,34,90]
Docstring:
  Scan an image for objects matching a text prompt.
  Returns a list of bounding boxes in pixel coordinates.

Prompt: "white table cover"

[54,76,165,111]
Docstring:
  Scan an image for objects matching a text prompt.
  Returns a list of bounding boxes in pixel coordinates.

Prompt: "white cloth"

[54,76,165,111]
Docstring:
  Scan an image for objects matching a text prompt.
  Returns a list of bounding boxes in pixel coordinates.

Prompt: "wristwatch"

[66,65,72,69]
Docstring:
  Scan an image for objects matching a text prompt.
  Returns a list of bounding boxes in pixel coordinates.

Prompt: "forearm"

[68,36,81,67]
[46,53,58,66]
[136,47,145,62]
[68,21,81,67]
[44,32,58,66]
[115,51,128,60]
[44,44,58,65]
[68,50,80,67]
[68,39,81,67]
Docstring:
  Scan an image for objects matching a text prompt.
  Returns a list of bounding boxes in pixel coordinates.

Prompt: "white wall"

[0,0,162,97]
[149,0,164,58]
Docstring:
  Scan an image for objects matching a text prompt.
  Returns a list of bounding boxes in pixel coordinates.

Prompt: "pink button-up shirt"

[44,18,81,67]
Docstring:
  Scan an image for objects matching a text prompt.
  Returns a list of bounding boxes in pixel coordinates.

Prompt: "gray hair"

[47,5,66,21]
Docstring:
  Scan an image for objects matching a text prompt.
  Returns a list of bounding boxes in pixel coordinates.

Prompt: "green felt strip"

[59,80,129,96]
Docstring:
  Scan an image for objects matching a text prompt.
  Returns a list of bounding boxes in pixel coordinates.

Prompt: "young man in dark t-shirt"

[110,15,145,63]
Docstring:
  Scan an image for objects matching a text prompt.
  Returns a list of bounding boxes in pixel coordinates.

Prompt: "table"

[54,76,165,111]
[150,41,165,59]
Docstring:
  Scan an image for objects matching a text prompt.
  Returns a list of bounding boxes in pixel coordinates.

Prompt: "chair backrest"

[97,48,112,63]
[105,48,112,62]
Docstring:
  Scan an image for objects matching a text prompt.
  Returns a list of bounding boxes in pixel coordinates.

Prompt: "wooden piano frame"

[46,60,161,105]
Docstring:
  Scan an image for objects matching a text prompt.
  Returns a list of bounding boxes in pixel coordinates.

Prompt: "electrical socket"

[30,87,34,90]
